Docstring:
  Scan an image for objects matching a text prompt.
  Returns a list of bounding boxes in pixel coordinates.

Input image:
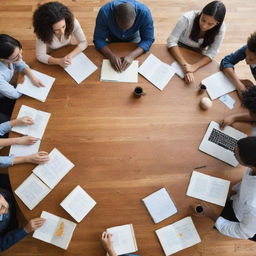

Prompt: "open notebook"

[142,188,177,223]
[11,105,50,139]
[186,171,230,206]
[60,185,96,223]
[15,148,74,210]
[156,216,201,256]
[33,211,76,250]
[170,61,185,79]
[16,69,55,102]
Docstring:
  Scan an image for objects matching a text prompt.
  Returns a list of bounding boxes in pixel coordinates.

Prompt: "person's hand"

[30,76,45,87]
[24,218,45,233]
[59,56,72,68]
[184,72,195,84]
[120,56,133,71]
[219,116,235,130]
[25,151,49,164]
[16,136,38,145]
[15,116,34,126]
[0,195,9,215]
[183,63,197,73]
[109,55,122,72]
[101,231,117,256]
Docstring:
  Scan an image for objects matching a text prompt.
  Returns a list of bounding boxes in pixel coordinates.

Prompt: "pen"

[194,165,206,170]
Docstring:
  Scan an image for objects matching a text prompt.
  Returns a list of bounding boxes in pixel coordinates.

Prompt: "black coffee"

[195,205,203,213]
[135,87,143,94]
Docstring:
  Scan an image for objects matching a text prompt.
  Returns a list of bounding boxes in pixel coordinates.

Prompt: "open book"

[138,54,176,90]
[100,59,138,83]
[64,53,97,84]
[156,216,201,256]
[9,139,41,157]
[11,105,50,139]
[15,148,74,210]
[142,188,177,223]
[60,185,96,222]
[106,224,138,255]
[186,171,230,206]
[16,69,55,102]
[33,211,76,250]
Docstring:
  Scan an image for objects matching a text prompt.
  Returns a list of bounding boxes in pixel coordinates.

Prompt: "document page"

[64,53,97,84]
[17,69,55,102]
[9,139,40,157]
[170,61,185,79]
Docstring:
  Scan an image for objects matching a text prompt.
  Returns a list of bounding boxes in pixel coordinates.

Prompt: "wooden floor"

[1,0,256,255]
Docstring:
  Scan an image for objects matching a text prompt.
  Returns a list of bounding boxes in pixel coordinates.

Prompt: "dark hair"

[0,34,22,59]
[33,1,74,44]
[190,1,226,49]
[241,86,256,114]
[247,32,256,53]
[237,137,256,166]
[114,3,136,27]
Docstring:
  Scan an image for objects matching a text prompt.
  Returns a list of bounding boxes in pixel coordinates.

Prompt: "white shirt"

[215,168,256,239]
[35,18,88,64]
[167,10,226,59]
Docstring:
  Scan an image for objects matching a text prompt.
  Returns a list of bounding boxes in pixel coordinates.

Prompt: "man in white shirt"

[199,136,256,240]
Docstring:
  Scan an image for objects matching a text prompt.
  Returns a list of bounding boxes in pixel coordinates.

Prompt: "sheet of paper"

[11,105,51,139]
[33,148,74,189]
[202,71,236,100]
[170,61,185,79]
[186,171,230,206]
[60,185,96,222]
[17,69,55,102]
[100,59,138,83]
[142,188,177,223]
[9,139,41,157]
[64,53,97,84]
[219,94,235,109]
[15,174,51,210]
[139,54,176,90]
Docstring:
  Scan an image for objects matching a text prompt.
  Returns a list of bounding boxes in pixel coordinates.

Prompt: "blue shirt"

[93,0,154,51]
[0,60,28,99]
[220,45,256,80]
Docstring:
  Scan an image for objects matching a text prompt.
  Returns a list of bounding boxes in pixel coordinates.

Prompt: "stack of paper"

[100,59,138,83]
[9,139,41,157]
[64,53,97,84]
[15,148,74,210]
[138,54,176,90]
[186,171,230,206]
[142,188,177,223]
[17,70,55,102]
[33,211,76,250]
[156,217,201,256]
[60,185,96,222]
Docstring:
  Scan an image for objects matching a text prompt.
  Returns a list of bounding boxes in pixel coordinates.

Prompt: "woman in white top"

[167,1,226,84]
[33,2,88,68]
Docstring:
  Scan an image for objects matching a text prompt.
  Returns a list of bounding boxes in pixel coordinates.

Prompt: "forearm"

[0,138,21,147]
[127,47,144,59]
[168,46,188,67]
[99,46,116,59]
[229,113,255,123]
[66,45,85,59]
[223,68,245,91]
[193,56,212,72]
[107,249,117,256]
[13,156,30,165]
[48,56,62,66]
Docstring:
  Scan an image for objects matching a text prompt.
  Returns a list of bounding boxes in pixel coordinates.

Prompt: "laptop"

[199,121,247,167]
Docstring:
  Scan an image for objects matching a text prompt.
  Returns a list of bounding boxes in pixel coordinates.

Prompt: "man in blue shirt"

[220,32,256,97]
[93,0,154,72]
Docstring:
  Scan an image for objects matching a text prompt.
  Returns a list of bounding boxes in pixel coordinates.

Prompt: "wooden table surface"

[8,44,251,256]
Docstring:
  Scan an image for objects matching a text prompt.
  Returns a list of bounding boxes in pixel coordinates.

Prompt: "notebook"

[156,216,201,256]
[101,59,138,83]
[138,54,176,90]
[33,211,76,250]
[64,53,97,84]
[170,61,185,79]
[16,69,55,102]
[9,139,41,157]
[106,224,138,255]
[142,188,177,223]
[11,105,51,139]
[60,185,96,223]
[201,71,236,100]
[186,171,230,206]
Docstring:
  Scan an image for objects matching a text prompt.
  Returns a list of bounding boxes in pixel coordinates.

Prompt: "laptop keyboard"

[208,128,238,152]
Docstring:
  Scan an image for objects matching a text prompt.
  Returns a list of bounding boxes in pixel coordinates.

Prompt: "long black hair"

[33,1,74,44]
[190,1,226,49]
[0,34,22,59]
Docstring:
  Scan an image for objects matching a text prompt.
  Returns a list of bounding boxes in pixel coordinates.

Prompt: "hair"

[33,1,74,44]
[241,86,256,114]
[237,137,256,166]
[247,32,256,53]
[0,34,22,59]
[114,3,136,27]
[190,1,226,49]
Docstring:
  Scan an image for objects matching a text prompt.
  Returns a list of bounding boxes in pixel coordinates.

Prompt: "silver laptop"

[199,121,247,167]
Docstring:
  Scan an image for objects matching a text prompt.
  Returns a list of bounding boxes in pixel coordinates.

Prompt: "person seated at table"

[196,136,256,241]
[220,32,256,98]
[93,0,154,72]
[0,34,44,122]
[101,231,140,256]
[33,1,88,68]
[0,173,45,252]
[167,1,226,84]
[0,117,49,166]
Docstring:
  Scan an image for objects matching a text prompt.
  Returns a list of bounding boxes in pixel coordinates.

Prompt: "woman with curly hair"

[33,1,87,67]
